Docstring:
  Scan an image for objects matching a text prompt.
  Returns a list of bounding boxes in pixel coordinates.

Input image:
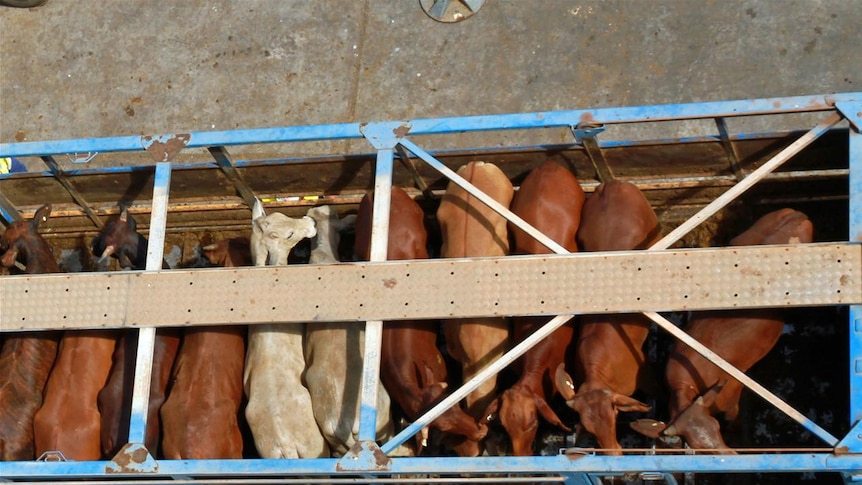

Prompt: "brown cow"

[34,330,116,460]
[555,179,658,455]
[356,187,488,456]
[160,237,250,459]
[93,205,181,458]
[632,208,814,453]
[485,161,584,455]
[437,161,514,424]
[0,205,61,460]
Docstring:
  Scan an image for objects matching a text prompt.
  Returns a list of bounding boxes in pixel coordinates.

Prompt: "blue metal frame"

[1,93,861,482]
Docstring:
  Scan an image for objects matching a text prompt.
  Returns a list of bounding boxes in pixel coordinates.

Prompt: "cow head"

[554,364,649,455]
[486,384,570,456]
[251,199,316,266]
[306,205,356,265]
[1,204,55,273]
[201,237,251,268]
[92,204,148,270]
[631,381,735,454]
[413,363,488,454]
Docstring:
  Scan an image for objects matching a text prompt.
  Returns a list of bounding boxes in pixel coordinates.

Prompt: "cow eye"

[268,233,279,239]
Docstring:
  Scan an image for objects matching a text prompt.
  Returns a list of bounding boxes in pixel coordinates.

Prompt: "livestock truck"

[1,93,860,484]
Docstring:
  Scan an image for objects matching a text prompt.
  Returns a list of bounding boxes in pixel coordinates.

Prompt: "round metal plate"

[420,0,485,23]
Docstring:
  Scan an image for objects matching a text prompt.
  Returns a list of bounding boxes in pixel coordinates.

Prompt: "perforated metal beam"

[1,243,858,332]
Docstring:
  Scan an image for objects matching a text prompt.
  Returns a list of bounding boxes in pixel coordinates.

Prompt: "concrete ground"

[1,0,860,166]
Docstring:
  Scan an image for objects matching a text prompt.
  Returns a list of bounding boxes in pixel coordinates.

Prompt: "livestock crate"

[1,93,861,484]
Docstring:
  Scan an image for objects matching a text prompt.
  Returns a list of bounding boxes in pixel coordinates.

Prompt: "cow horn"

[99,244,116,262]
[554,363,577,401]
[630,418,669,439]
[1,247,20,269]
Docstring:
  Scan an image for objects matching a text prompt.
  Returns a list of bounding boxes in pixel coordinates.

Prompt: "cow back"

[160,237,248,459]
[0,205,62,460]
[577,179,660,252]
[510,161,584,255]
[437,161,514,258]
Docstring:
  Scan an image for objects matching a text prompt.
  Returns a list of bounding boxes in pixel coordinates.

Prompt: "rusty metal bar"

[208,146,259,209]
[715,117,745,180]
[40,156,104,229]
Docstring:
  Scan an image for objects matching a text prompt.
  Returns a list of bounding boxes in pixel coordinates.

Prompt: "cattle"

[303,205,393,456]
[631,208,814,453]
[93,205,181,458]
[0,205,61,460]
[243,201,329,458]
[485,161,584,455]
[554,179,658,455]
[436,161,514,425]
[159,237,250,459]
[356,187,488,456]
[33,330,116,460]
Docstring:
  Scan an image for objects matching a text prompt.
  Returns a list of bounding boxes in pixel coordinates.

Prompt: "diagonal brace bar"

[208,146,259,210]
[399,138,568,254]
[41,155,104,229]
[651,112,842,250]
[382,314,575,454]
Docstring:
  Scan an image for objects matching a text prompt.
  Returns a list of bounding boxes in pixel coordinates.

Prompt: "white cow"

[303,205,394,456]
[244,200,329,458]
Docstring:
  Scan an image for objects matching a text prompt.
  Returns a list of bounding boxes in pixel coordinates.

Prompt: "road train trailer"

[0,93,860,483]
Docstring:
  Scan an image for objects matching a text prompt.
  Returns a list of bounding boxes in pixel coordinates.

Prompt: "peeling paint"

[141,133,190,162]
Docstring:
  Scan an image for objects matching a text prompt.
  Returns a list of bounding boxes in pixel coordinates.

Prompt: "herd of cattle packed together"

[0,160,814,462]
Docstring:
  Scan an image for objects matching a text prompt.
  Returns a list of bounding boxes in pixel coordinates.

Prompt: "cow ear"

[33,204,51,224]
[535,395,570,432]
[252,216,266,234]
[554,364,577,401]
[302,216,317,238]
[611,394,651,413]
[252,198,266,220]
[32,204,52,229]
[416,363,445,391]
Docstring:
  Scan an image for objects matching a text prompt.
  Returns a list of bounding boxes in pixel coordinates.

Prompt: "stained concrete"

[1,0,860,163]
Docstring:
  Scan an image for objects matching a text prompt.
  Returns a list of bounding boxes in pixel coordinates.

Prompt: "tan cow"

[437,162,514,429]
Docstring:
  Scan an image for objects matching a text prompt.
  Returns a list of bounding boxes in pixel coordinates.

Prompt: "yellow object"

[0,157,11,174]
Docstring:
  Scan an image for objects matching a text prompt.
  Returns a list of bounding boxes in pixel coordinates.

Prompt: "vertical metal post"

[128,162,171,445]
[842,104,862,442]
[357,148,393,442]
